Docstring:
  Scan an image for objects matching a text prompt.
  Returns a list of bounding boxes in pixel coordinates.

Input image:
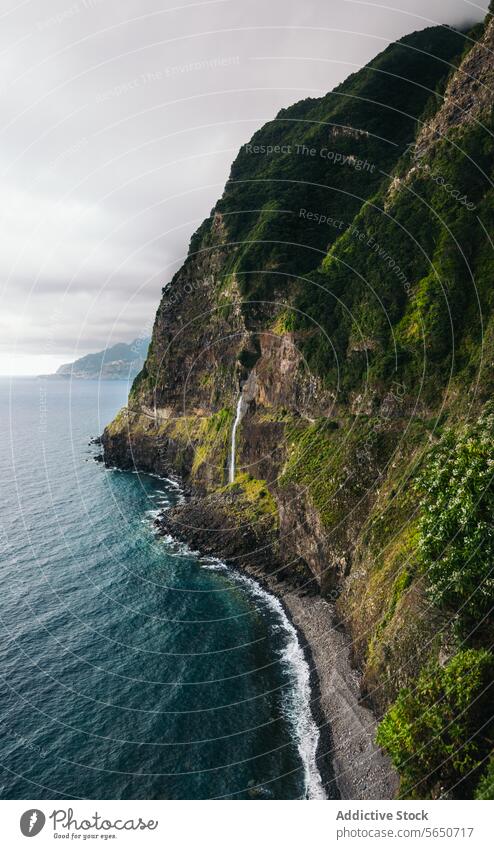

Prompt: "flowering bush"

[416,406,494,631]
[475,752,494,799]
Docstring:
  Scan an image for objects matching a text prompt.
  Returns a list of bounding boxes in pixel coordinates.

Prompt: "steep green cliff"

[103,10,494,799]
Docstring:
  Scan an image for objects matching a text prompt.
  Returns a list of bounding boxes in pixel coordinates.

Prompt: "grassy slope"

[216,26,467,307]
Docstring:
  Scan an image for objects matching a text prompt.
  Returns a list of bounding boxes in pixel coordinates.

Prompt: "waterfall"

[229,394,245,483]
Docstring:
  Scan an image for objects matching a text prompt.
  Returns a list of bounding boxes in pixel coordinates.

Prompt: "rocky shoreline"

[281,590,399,800]
[155,497,399,800]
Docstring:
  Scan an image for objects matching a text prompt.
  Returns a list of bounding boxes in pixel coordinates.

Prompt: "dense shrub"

[475,752,494,799]
[415,406,494,631]
[376,650,494,798]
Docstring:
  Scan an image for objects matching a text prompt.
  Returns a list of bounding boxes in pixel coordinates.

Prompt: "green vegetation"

[213,26,466,305]
[294,110,494,398]
[415,406,494,633]
[280,414,399,529]
[191,409,232,475]
[279,418,350,527]
[222,472,279,525]
[270,309,297,335]
[374,567,414,642]
[105,406,130,437]
[475,753,494,799]
[377,650,494,798]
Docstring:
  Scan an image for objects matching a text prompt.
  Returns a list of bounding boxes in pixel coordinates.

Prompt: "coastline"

[234,568,399,801]
[280,588,399,800]
[211,561,334,799]
[154,497,399,801]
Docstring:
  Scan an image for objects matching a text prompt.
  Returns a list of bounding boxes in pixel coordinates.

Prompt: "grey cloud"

[0,0,489,366]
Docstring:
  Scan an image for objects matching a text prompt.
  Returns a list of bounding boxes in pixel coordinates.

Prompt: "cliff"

[103,12,494,800]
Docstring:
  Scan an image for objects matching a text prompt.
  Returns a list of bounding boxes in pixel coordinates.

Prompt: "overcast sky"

[0,0,489,374]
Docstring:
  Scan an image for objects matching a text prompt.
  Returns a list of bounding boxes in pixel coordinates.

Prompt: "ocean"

[0,377,325,800]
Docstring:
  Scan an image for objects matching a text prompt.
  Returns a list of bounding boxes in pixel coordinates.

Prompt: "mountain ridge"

[51,337,150,380]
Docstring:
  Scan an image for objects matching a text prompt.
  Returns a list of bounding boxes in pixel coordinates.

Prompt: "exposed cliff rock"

[103,11,494,799]
[414,16,494,158]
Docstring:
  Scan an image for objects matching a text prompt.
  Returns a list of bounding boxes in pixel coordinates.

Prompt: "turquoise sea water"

[0,377,325,799]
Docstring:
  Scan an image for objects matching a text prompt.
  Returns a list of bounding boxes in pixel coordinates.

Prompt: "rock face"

[103,10,494,798]
[155,490,314,590]
[414,16,494,158]
[139,214,246,418]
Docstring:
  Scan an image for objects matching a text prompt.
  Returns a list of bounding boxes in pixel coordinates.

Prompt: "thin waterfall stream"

[229,394,245,483]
